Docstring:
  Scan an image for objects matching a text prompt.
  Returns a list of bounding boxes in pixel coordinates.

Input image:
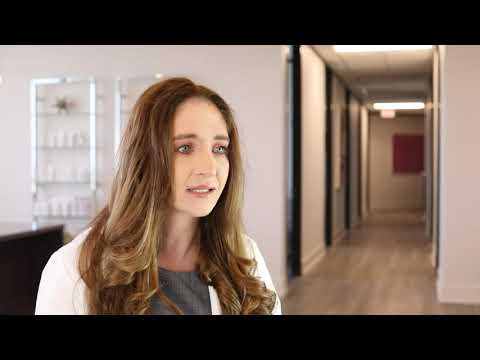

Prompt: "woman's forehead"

[173,98,228,136]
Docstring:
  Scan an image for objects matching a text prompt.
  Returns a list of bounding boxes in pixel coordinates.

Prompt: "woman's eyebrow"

[214,135,230,141]
[173,133,230,141]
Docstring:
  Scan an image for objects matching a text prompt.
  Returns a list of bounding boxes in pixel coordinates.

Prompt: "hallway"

[283,211,480,314]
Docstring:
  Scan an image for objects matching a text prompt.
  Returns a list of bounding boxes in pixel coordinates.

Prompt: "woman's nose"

[194,151,217,176]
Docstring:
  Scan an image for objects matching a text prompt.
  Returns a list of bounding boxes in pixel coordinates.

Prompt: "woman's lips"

[187,188,215,198]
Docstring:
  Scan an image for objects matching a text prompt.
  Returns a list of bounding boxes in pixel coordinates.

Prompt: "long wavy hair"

[78,77,276,314]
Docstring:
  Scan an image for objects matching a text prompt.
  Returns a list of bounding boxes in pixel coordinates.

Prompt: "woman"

[35,77,281,315]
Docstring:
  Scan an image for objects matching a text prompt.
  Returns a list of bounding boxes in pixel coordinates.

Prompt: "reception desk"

[0,223,64,314]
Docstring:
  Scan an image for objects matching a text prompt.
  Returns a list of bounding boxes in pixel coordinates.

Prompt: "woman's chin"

[191,208,215,218]
[174,206,215,218]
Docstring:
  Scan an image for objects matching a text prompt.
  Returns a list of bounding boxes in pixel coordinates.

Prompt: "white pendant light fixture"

[373,102,425,110]
[333,45,432,53]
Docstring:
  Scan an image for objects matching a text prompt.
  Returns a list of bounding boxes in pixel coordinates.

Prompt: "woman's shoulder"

[47,227,91,281]
[241,233,261,259]
[241,234,272,280]
[35,227,91,314]
[241,233,282,315]
[60,227,91,261]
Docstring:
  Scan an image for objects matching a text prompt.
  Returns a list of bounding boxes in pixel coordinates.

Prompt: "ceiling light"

[155,73,164,79]
[373,102,425,110]
[333,45,432,53]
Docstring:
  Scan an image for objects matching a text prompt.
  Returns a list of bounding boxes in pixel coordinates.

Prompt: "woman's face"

[171,97,230,218]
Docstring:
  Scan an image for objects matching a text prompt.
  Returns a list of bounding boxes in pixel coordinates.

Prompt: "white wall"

[369,114,425,211]
[425,72,433,240]
[437,45,480,304]
[0,45,288,298]
[300,46,326,274]
[360,106,369,218]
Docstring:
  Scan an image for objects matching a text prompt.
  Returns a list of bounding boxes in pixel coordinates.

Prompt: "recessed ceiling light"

[333,45,432,53]
[373,102,425,110]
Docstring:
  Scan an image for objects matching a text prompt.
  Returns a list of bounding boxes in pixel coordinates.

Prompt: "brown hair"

[78,77,276,314]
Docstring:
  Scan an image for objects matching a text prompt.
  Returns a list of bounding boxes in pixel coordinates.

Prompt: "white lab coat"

[35,228,281,315]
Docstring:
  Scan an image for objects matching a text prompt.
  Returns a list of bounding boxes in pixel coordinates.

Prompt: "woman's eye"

[177,144,191,153]
[214,145,228,154]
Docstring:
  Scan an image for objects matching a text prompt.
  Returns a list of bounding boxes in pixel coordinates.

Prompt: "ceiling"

[311,45,433,111]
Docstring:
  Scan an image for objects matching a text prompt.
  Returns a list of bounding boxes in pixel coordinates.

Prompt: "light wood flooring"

[283,211,480,315]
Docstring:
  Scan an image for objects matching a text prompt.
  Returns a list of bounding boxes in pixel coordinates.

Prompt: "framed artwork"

[393,134,424,174]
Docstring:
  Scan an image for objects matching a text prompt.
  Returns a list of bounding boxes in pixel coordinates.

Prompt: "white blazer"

[35,228,282,315]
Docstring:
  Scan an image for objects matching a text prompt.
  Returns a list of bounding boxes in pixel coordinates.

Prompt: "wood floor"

[283,211,480,315]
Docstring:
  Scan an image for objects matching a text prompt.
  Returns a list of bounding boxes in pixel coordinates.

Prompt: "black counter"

[0,222,64,315]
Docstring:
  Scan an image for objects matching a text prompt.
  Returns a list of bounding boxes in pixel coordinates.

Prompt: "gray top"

[151,267,212,315]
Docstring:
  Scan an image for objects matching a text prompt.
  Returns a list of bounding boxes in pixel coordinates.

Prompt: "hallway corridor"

[283,211,480,314]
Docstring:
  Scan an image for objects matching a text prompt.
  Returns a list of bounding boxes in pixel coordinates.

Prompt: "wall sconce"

[381,110,396,119]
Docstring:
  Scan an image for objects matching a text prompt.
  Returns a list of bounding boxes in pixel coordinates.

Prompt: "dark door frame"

[287,45,302,278]
[325,67,333,247]
[358,102,363,221]
[345,90,351,230]
[325,70,353,248]
[290,48,358,266]
[435,44,441,270]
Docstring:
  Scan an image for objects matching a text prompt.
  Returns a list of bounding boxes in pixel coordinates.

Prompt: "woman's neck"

[158,210,200,272]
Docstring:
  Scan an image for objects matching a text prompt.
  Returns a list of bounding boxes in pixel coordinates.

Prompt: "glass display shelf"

[36,181,101,185]
[35,215,91,220]
[35,112,102,117]
[36,95,104,101]
[36,146,93,150]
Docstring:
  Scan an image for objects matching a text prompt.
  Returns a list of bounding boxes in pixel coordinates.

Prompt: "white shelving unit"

[30,76,103,238]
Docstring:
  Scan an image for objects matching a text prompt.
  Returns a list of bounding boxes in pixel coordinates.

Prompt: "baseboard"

[369,208,426,213]
[279,245,326,303]
[278,277,289,300]
[301,244,326,276]
[437,279,480,304]
[332,229,347,245]
[351,221,361,229]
